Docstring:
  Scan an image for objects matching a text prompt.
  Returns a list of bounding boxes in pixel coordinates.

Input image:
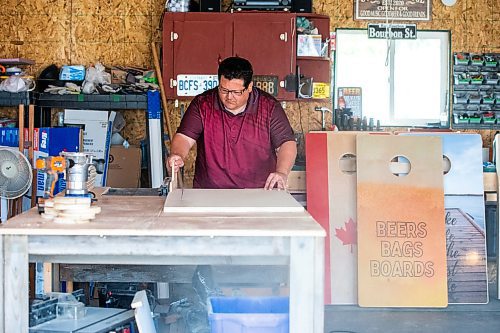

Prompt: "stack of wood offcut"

[41,197,101,224]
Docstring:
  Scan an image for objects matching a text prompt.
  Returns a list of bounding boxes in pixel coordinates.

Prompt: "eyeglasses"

[218,86,247,97]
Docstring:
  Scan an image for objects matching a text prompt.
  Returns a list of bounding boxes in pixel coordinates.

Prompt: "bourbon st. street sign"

[367,24,417,39]
[355,0,431,21]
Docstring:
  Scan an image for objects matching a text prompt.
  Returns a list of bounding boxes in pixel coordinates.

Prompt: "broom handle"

[152,41,174,142]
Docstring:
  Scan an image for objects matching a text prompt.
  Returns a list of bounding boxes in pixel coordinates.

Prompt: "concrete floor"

[325,284,500,333]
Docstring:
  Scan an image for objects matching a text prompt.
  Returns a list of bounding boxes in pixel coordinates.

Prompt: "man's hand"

[264,171,288,190]
[167,154,184,174]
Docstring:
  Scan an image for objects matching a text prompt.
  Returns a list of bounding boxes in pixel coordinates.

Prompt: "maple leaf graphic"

[335,218,357,253]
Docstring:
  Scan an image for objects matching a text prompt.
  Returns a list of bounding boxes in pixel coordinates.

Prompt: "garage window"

[334,29,451,127]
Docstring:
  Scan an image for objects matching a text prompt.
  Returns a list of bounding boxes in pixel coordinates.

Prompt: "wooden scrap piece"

[41,197,101,224]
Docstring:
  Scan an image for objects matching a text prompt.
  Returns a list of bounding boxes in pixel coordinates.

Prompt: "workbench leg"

[4,235,29,333]
[314,237,325,331]
[29,263,36,299]
[290,237,323,333]
[43,262,53,294]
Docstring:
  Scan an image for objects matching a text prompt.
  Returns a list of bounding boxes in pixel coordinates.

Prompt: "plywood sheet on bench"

[163,189,304,214]
[357,135,447,307]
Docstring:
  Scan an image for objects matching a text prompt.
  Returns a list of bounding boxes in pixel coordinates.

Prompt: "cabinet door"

[233,13,296,100]
[163,13,232,99]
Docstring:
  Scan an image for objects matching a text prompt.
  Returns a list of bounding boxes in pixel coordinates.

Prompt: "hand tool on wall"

[314,106,333,130]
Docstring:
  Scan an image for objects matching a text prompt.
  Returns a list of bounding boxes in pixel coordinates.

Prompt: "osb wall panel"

[1,0,163,74]
[493,0,500,21]
[120,110,147,145]
[1,0,164,149]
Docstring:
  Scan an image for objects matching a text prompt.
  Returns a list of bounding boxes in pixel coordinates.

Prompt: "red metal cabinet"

[163,12,296,100]
[162,13,232,99]
[233,13,296,100]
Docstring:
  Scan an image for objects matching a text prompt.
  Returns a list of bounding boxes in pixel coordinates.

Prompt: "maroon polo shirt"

[177,87,295,189]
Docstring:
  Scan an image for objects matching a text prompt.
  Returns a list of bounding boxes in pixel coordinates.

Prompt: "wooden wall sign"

[354,0,431,21]
[357,135,447,307]
[402,133,488,304]
[306,132,359,304]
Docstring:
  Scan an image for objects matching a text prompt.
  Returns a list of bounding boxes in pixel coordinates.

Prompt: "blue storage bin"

[208,296,289,333]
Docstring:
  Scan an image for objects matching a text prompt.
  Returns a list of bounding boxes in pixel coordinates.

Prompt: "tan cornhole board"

[357,135,447,307]
[164,189,305,214]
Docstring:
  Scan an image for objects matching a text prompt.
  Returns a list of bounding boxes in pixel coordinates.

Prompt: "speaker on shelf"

[292,0,312,13]
[200,0,221,11]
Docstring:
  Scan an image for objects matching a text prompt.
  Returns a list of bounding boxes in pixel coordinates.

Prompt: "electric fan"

[0,148,33,199]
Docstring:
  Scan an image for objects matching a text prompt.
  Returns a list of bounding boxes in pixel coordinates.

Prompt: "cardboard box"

[0,127,80,153]
[0,128,19,147]
[32,127,81,198]
[34,151,67,198]
[107,145,142,188]
[63,110,116,187]
[36,127,80,155]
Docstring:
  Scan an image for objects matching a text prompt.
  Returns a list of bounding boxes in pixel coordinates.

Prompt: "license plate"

[312,82,330,99]
[253,75,279,96]
[176,74,219,96]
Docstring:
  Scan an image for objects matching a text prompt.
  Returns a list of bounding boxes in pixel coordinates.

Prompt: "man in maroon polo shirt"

[167,57,297,190]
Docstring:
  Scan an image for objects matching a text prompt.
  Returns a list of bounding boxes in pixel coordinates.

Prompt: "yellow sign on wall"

[312,82,330,99]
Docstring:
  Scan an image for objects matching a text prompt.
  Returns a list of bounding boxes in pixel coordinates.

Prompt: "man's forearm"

[170,133,196,160]
[275,140,297,175]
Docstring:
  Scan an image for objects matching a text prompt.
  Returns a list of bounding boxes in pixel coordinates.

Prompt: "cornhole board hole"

[356,135,447,307]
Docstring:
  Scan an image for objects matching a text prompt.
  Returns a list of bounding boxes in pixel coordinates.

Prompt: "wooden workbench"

[0,188,325,333]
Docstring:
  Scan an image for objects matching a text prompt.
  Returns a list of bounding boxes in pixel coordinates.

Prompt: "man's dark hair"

[218,57,253,88]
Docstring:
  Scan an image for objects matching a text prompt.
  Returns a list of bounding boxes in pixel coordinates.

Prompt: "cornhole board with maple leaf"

[306,132,359,304]
[357,135,447,307]
[401,133,488,304]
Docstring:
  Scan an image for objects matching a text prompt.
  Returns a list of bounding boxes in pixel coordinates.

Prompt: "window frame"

[333,28,452,128]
